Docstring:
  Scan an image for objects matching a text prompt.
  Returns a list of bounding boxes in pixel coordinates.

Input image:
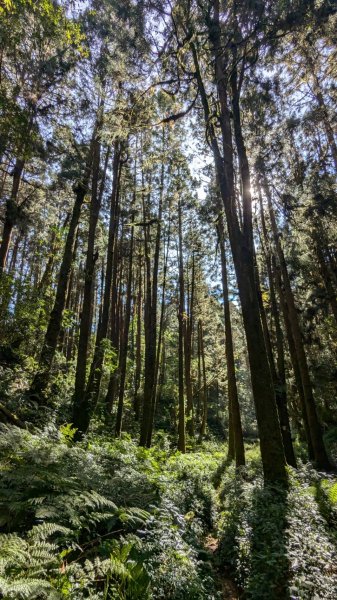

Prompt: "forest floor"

[0,427,337,599]
[204,534,240,599]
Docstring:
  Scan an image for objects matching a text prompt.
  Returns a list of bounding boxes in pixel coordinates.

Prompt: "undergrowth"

[0,425,222,599]
[1,425,337,599]
[217,458,337,599]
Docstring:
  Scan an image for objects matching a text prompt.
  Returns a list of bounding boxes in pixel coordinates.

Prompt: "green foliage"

[218,459,337,599]
[101,339,118,374]
[0,426,223,599]
[324,427,337,464]
[0,524,69,599]
[0,0,85,50]
[0,428,336,598]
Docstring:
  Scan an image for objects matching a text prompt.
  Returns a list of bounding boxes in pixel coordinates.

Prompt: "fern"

[0,424,222,599]
[328,482,337,505]
[0,425,155,598]
[27,522,72,540]
[0,577,61,599]
[0,529,61,599]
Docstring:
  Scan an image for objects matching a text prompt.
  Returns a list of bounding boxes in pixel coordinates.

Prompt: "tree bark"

[0,158,25,273]
[115,210,134,436]
[105,225,123,414]
[273,255,314,458]
[218,216,245,466]
[133,253,142,421]
[72,118,104,436]
[198,320,207,441]
[139,170,158,446]
[145,155,165,447]
[184,252,195,438]
[85,142,122,405]
[177,198,186,453]
[147,203,171,447]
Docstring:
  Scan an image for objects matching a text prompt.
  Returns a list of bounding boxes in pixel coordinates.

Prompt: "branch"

[155,93,198,126]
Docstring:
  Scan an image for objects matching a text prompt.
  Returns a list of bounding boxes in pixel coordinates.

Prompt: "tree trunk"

[0,158,25,273]
[133,253,142,421]
[105,227,123,414]
[197,319,202,427]
[190,17,287,482]
[72,120,103,436]
[9,233,20,274]
[146,207,171,447]
[184,252,195,437]
[140,171,157,446]
[189,11,287,482]
[146,155,165,447]
[218,217,245,466]
[198,320,207,441]
[256,192,296,466]
[177,198,186,453]
[256,248,296,467]
[273,255,314,458]
[85,142,121,405]
[115,211,134,436]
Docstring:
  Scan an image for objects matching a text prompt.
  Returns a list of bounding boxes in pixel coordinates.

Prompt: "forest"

[0,0,337,598]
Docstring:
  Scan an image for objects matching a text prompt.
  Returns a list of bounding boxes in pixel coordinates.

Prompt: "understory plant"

[218,462,337,599]
[0,425,222,599]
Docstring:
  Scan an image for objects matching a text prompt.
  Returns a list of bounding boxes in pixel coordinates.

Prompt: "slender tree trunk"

[58,230,78,355]
[72,119,103,436]
[177,198,186,452]
[146,228,169,447]
[157,339,165,408]
[9,233,20,274]
[115,211,134,436]
[134,253,142,421]
[0,158,25,273]
[140,172,158,446]
[105,227,123,414]
[145,157,165,447]
[85,142,121,405]
[37,226,62,298]
[198,320,207,441]
[197,320,202,427]
[218,217,245,466]
[227,396,235,461]
[184,253,195,437]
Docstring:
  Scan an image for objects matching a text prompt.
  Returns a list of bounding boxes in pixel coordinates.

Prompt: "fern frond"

[0,576,60,599]
[27,522,72,541]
